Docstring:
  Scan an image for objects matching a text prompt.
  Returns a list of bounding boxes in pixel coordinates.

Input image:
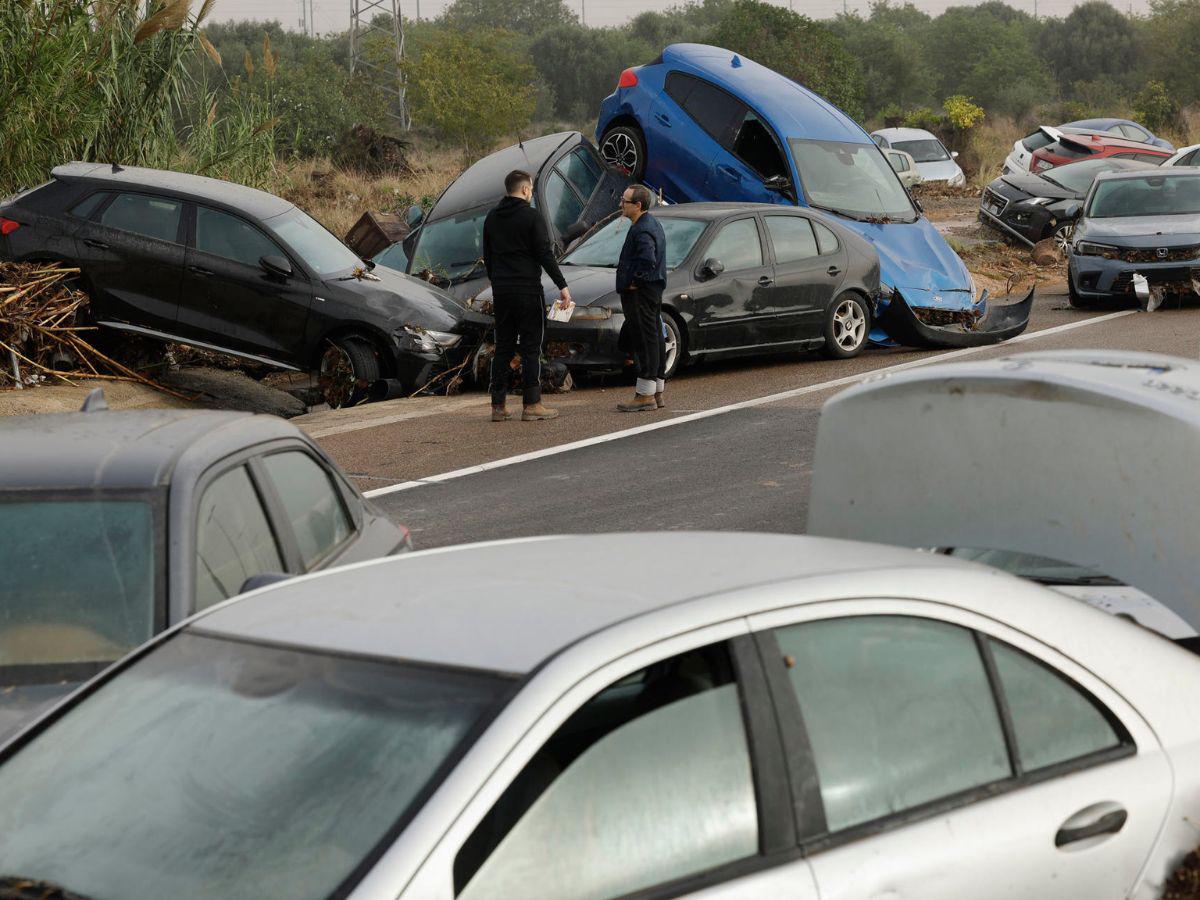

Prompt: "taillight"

[618,68,638,89]
[0,218,19,236]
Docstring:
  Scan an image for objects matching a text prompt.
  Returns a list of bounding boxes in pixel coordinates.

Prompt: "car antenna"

[80,387,108,412]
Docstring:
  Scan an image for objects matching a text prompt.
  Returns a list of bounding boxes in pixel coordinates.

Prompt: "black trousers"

[490,291,543,406]
[620,282,666,391]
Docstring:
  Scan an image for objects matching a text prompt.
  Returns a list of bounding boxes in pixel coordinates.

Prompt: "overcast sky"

[209,0,1151,33]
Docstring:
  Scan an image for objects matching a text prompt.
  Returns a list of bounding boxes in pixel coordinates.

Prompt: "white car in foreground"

[872,127,965,185]
[1,529,1199,899]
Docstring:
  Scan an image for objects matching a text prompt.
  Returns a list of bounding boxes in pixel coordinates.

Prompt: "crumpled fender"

[877,285,1034,348]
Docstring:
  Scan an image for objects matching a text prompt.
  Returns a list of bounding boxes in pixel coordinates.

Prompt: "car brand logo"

[1157,247,1169,259]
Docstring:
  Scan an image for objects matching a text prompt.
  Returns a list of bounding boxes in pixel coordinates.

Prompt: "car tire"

[1051,222,1074,257]
[600,125,646,181]
[822,293,870,359]
[663,312,685,379]
[319,335,379,408]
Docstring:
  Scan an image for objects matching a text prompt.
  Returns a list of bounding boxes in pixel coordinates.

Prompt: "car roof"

[192,532,973,675]
[50,162,293,219]
[427,133,580,223]
[664,44,868,145]
[0,408,301,490]
[872,128,939,142]
[1093,167,1200,183]
[1063,117,1140,130]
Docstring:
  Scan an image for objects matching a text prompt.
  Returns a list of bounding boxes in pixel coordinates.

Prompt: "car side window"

[987,639,1121,771]
[703,218,762,272]
[813,221,840,255]
[887,152,909,173]
[773,616,1011,832]
[454,642,758,899]
[730,111,788,180]
[195,465,284,611]
[664,70,697,107]
[1185,150,1200,167]
[260,450,354,570]
[558,148,602,201]
[675,76,746,148]
[1135,153,1165,164]
[195,206,285,269]
[765,216,819,264]
[873,134,888,148]
[69,192,110,220]
[542,170,584,238]
[99,193,182,243]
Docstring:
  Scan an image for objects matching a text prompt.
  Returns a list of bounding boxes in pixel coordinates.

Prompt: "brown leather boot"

[618,393,658,412]
[522,402,559,421]
[654,392,665,409]
[491,405,512,422]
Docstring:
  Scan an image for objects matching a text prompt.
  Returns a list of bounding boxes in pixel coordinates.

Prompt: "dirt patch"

[0,378,192,417]
[1165,849,1200,900]
[947,225,1065,298]
[914,182,981,223]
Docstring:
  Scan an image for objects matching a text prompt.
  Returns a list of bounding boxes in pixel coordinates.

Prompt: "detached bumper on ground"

[877,286,1035,348]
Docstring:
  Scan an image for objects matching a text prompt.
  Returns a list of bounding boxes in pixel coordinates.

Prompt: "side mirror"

[1063,202,1082,219]
[909,191,925,214]
[260,254,293,278]
[763,174,792,193]
[951,151,960,159]
[700,257,725,279]
[406,204,424,229]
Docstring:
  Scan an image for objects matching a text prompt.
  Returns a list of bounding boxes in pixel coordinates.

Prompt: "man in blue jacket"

[615,184,667,413]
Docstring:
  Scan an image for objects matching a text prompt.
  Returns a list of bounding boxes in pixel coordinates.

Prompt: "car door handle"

[188,264,214,277]
[827,266,842,277]
[654,112,671,127]
[758,275,773,286]
[83,238,108,249]
[716,165,743,182]
[1055,804,1127,848]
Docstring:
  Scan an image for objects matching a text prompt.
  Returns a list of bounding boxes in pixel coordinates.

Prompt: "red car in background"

[1031,131,1171,172]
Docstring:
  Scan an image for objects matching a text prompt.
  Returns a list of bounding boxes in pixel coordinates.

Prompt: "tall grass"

[0,0,276,195]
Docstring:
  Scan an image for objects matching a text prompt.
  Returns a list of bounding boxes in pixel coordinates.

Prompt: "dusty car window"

[775,615,1010,831]
[988,640,1121,771]
[100,193,182,243]
[813,220,840,255]
[558,148,602,200]
[265,207,361,275]
[1088,174,1200,218]
[790,140,917,221]
[562,216,705,270]
[196,207,285,269]
[195,465,283,610]
[703,218,762,271]
[891,139,950,163]
[765,215,819,264]
[0,497,157,667]
[1021,131,1055,153]
[68,192,109,220]
[543,171,584,237]
[1040,158,1127,194]
[887,153,910,173]
[0,632,510,900]
[411,208,488,282]
[677,77,745,147]
[373,240,410,272]
[456,642,757,899]
[261,451,353,570]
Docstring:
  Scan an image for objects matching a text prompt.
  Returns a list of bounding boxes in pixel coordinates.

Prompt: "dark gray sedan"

[0,403,408,740]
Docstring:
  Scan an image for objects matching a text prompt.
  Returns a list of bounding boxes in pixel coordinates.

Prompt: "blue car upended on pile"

[596,43,1032,347]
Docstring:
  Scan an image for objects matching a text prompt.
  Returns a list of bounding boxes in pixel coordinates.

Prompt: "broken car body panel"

[595,43,1029,347]
[807,349,1200,631]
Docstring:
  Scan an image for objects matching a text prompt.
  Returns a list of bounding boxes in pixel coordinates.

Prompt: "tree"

[626,0,732,47]
[1139,0,1200,106]
[709,0,866,120]
[530,25,653,119]
[1036,2,1136,87]
[403,28,536,153]
[439,0,576,36]
[832,13,936,116]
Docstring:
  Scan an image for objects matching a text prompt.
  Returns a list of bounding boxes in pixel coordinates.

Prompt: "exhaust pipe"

[368,378,407,402]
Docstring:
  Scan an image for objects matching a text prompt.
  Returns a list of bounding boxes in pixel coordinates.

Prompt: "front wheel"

[822,293,870,359]
[600,125,646,181]
[318,335,380,408]
[1051,221,1075,258]
[662,313,684,378]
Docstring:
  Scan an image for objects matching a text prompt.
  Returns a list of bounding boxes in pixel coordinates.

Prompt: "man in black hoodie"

[482,170,572,422]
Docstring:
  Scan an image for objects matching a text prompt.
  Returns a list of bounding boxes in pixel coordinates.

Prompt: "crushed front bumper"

[877,286,1034,348]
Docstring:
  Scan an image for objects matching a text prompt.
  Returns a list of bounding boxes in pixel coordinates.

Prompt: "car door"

[401,627,819,899]
[704,108,792,205]
[760,214,843,343]
[541,144,628,250]
[648,72,739,203]
[178,204,313,363]
[255,448,359,571]
[748,602,1174,900]
[72,191,185,334]
[687,216,774,351]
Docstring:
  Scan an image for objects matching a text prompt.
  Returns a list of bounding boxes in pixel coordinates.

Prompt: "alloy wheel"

[832,299,866,351]
[601,132,640,175]
[663,317,679,375]
[1053,223,1075,257]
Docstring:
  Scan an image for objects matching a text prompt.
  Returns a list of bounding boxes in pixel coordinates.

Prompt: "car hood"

[0,680,75,745]
[1079,215,1200,243]
[333,265,469,330]
[915,159,962,181]
[838,216,971,297]
[998,172,1076,201]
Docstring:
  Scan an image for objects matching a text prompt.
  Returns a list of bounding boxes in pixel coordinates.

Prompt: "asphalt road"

[303,288,1200,548]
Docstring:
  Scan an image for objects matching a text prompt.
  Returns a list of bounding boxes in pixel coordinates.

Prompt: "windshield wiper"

[0,876,92,900]
[449,258,485,284]
[811,203,866,221]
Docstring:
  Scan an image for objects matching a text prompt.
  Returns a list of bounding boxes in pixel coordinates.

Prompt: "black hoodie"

[482,196,568,294]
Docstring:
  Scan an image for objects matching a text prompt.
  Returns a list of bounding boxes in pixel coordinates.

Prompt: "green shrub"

[1133,80,1179,133]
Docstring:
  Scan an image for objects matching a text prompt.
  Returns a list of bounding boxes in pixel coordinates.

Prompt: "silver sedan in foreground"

[1,532,1199,899]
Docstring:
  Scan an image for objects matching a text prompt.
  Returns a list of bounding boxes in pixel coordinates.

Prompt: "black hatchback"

[0,164,483,406]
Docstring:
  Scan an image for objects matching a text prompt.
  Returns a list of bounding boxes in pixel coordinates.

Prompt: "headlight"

[569,306,613,321]
[1027,197,1054,206]
[401,325,462,351]
[950,171,966,186]
[1074,241,1121,259]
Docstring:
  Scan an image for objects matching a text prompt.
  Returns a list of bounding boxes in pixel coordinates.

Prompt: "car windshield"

[411,207,490,284]
[789,139,917,222]
[561,216,706,269]
[891,139,950,163]
[1039,158,1128,194]
[945,548,1121,586]
[265,208,363,276]
[1,495,159,678]
[373,240,409,272]
[1088,174,1200,217]
[0,632,511,900]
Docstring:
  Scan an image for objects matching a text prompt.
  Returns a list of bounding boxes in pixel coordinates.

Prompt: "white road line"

[364,310,1136,498]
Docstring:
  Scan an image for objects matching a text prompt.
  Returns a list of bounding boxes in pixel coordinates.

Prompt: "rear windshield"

[1,495,159,677]
[1040,158,1145,194]
[562,215,706,270]
[891,139,950,163]
[1049,141,1093,160]
[1088,174,1200,217]
[0,632,511,899]
[1021,131,1055,153]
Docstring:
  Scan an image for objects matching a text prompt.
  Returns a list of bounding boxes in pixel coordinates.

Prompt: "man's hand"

[557,287,572,309]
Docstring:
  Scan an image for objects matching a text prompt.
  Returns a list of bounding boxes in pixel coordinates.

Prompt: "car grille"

[981,188,1008,216]
[1118,244,1200,264]
[1113,267,1198,291]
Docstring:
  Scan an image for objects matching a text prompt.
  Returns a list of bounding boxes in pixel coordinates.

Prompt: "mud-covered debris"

[1164,848,1200,899]
[332,124,412,176]
[1031,238,1060,266]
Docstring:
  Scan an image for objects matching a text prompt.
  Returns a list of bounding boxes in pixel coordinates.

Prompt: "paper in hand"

[547,301,575,323]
